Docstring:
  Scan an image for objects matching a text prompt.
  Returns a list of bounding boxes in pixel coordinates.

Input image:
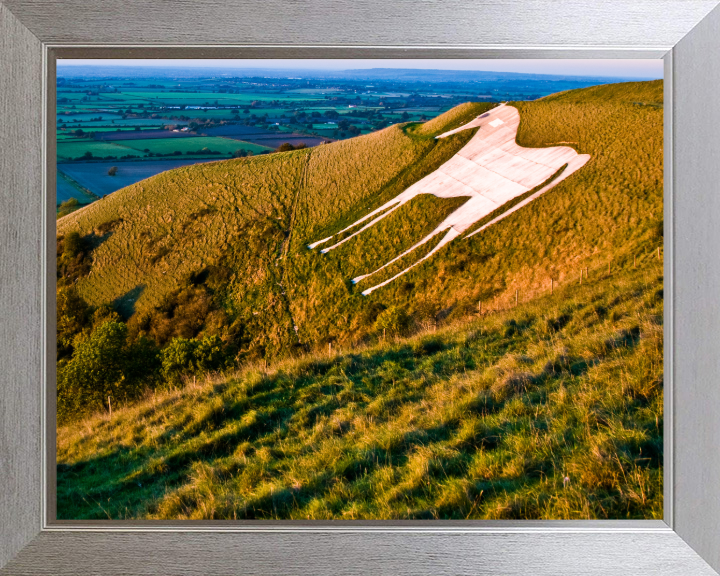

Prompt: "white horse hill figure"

[308,104,590,295]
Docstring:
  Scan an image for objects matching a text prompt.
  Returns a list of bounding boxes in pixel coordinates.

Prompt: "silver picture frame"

[2,0,720,573]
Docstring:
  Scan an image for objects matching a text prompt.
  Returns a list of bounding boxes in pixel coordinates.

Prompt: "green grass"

[56,82,664,519]
[117,136,273,156]
[57,257,663,520]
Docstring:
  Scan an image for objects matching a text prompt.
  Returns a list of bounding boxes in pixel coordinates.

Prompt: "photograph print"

[55,58,664,520]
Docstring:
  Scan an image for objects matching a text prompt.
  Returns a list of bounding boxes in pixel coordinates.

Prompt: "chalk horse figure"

[309,104,590,295]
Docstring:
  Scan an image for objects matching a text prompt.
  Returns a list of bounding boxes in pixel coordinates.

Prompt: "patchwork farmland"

[56,66,616,207]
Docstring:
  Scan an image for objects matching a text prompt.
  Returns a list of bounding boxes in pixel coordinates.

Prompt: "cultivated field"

[57,141,143,161]
[94,130,195,141]
[116,136,272,156]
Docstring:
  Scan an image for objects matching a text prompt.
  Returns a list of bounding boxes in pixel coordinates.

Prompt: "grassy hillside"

[56,81,664,519]
[57,102,493,358]
[57,256,663,520]
[57,82,662,362]
[359,81,663,311]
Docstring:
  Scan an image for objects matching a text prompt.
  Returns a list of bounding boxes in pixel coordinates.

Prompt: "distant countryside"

[56,66,622,211]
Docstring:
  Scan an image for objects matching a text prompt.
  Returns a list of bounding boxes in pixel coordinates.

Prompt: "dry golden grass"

[57,103,492,353]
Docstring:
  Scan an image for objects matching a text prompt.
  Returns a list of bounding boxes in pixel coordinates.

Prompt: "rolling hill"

[56,80,664,519]
[57,81,662,360]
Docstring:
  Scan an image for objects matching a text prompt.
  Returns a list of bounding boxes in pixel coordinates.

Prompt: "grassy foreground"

[57,255,663,520]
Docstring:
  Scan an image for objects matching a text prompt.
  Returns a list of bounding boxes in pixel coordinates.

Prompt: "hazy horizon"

[58,59,663,80]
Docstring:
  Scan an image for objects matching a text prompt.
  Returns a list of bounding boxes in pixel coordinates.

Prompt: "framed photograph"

[2,1,720,574]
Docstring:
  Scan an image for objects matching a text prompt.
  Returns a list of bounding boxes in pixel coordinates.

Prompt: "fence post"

[550,278,554,294]
[658,247,661,260]
[108,396,112,419]
[478,300,481,314]
[579,269,582,285]
[515,289,518,306]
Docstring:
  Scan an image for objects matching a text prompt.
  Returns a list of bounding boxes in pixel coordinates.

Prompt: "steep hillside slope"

[57,103,492,357]
[56,81,664,520]
[57,257,664,520]
[57,82,662,362]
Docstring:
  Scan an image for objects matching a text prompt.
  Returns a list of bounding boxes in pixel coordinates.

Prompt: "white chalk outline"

[309,104,590,295]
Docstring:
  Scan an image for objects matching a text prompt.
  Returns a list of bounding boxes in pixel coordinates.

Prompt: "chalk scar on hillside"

[308,104,590,295]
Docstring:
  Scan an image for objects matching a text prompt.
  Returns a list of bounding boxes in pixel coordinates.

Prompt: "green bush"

[161,337,199,384]
[63,231,86,259]
[374,305,411,336]
[57,198,80,219]
[195,335,227,372]
[56,287,92,359]
[161,335,229,385]
[57,321,160,422]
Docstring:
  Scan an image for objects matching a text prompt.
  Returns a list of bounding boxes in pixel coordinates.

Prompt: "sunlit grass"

[58,258,663,520]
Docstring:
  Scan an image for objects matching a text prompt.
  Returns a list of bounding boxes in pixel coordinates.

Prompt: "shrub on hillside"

[63,231,86,258]
[374,306,411,336]
[57,232,92,286]
[56,286,92,359]
[57,321,160,422]
[161,335,229,385]
[57,198,81,219]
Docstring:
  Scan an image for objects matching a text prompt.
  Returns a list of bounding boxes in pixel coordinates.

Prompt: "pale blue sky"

[59,59,663,79]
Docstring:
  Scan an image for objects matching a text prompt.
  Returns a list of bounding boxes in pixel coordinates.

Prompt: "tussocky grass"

[57,256,663,520]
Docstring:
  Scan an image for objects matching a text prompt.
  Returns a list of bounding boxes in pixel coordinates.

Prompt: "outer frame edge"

[0,1,715,574]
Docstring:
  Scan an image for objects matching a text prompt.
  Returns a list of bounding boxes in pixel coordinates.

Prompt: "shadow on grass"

[113,284,146,320]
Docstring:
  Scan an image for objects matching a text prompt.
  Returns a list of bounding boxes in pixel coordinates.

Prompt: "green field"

[117,136,272,156]
[57,136,273,160]
[57,92,97,101]
[57,141,144,160]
